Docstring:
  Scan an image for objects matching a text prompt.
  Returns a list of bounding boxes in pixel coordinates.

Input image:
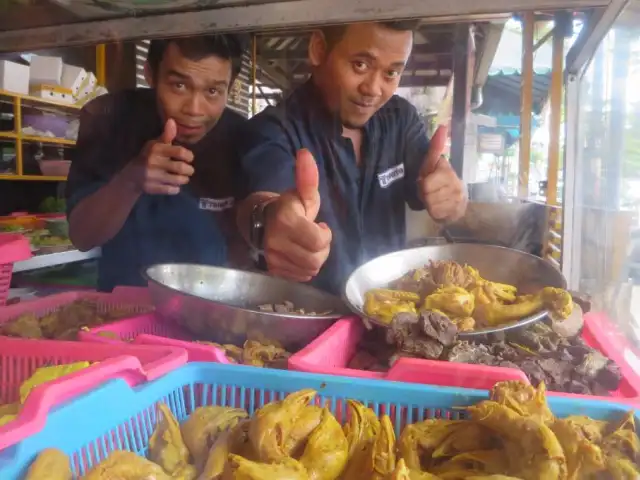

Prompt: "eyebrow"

[352,52,406,68]
[166,70,229,87]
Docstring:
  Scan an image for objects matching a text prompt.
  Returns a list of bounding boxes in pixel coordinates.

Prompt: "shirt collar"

[298,79,343,136]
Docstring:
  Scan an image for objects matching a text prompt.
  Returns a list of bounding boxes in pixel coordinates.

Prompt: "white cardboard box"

[61,64,88,96]
[29,84,74,104]
[0,60,30,95]
[29,55,63,87]
[75,72,97,102]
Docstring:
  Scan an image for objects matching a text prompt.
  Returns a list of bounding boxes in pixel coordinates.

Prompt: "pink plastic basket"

[0,337,187,451]
[0,234,31,307]
[0,287,153,329]
[78,313,231,363]
[289,316,640,404]
[289,317,529,390]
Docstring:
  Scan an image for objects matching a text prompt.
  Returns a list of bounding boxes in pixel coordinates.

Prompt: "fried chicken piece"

[551,418,605,479]
[148,403,195,478]
[386,459,441,479]
[343,400,381,461]
[242,340,289,367]
[200,420,252,480]
[222,454,309,479]
[342,414,396,480]
[83,450,172,480]
[489,381,554,425]
[473,287,573,326]
[424,287,475,319]
[364,289,419,324]
[249,389,316,463]
[284,405,324,458]
[25,448,71,480]
[467,401,566,480]
[299,408,348,480]
[1,312,43,338]
[181,406,248,470]
[428,261,475,289]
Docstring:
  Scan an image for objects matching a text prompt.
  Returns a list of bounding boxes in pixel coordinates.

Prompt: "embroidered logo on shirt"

[199,197,235,212]
[377,164,405,188]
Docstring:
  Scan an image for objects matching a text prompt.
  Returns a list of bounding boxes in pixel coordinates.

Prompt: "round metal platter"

[343,243,567,337]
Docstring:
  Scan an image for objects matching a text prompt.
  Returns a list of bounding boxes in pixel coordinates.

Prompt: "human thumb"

[161,118,177,144]
[420,124,449,177]
[295,148,321,221]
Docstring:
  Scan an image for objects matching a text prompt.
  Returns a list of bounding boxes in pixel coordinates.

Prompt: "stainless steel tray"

[343,244,567,337]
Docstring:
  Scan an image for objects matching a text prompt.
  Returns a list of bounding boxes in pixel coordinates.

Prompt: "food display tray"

[289,317,529,391]
[289,316,640,403]
[78,313,231,363]
[0,286,152,327]
[0,362,636,479]
[0,338,187,451]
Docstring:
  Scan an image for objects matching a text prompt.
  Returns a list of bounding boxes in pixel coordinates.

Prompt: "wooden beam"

[546,16,566,206]
[518,11,535,198]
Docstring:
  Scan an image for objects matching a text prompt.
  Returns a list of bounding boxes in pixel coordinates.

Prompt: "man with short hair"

[67,34,249,291]
[237,21,467,294]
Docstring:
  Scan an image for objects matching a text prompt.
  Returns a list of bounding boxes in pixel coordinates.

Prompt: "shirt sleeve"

[237,112,298,200]
[402,102,430,211]
[65,96,117,216]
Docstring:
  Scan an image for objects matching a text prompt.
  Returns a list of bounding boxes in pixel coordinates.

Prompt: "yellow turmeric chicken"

[364,260,573,331]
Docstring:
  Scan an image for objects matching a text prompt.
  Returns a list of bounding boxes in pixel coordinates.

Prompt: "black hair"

[147,34,247,81]
[322,20,420,50]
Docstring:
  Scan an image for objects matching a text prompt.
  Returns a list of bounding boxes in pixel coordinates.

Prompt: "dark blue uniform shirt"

[66,89,247,291]
[239,80,430,294]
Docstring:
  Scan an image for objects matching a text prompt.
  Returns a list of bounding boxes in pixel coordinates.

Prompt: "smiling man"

[66,35,248,291]
[237,22,468,294]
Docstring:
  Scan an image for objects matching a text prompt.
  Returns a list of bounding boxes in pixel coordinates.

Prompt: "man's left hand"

[418,151,468,222]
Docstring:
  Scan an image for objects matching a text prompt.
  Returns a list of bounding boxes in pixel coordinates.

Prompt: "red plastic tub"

[0,234,31,307]
[0,337,187,451]
[78,313,231,363]
[289,317,530,391]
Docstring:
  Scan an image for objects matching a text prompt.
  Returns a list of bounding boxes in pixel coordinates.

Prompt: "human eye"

[386,69,402,80]
[352,60,368,73]
[171,81,186,91]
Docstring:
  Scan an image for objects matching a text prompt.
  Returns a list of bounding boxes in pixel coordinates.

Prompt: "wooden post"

[546,21,565,206]
[518,11,535,198]
[96,44,106,86]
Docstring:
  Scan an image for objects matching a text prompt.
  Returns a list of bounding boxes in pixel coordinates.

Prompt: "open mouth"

[177,123,204,135]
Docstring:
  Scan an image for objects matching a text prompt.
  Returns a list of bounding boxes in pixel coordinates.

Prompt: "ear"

[308,30,328,67]
[143,62,155,88]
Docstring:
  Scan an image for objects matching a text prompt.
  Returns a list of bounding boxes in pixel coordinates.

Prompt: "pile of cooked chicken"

[364,260,573,332]
[0,300,152,340]
[23,380,639,479]
[199,337,291,368]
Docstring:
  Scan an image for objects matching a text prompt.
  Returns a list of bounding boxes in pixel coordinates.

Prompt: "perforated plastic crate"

[0,234,31,307]
[0,287,152,329]
[0,362,636,479]
[78,313,231,363]
[0,338,187,451]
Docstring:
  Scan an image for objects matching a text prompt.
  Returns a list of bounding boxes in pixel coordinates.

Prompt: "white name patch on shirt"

[377,164,405,188]
[199,197,235,212]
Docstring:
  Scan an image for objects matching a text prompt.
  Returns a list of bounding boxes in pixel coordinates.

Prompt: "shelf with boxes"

[0,54,106,182]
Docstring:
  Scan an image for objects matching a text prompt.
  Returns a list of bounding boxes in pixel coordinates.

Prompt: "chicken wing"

[249,389,316,463]
[222,454,309,480]
[181,406,248,470]
[82,450,172,480]
[299,408,348,480]
[148,403,196,479]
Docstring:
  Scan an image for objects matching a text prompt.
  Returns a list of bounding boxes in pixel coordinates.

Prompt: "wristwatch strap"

[249,198,276,253]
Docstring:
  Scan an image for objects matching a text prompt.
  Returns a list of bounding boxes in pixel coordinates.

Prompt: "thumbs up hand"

[417,126,467,222]
[263,149,332,282]
[122,118,195,195]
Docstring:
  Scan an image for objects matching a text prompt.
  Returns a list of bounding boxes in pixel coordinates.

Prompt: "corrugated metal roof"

[479,69,552,116]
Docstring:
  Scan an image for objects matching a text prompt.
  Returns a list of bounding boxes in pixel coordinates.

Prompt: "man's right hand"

[122,118,195,195]
[263,149,332,282]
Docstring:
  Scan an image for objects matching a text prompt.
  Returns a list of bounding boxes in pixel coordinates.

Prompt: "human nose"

[182,92,205,117]
[359,72,383,98]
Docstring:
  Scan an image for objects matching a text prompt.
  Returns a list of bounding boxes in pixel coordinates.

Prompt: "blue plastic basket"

[0,362,636,479]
